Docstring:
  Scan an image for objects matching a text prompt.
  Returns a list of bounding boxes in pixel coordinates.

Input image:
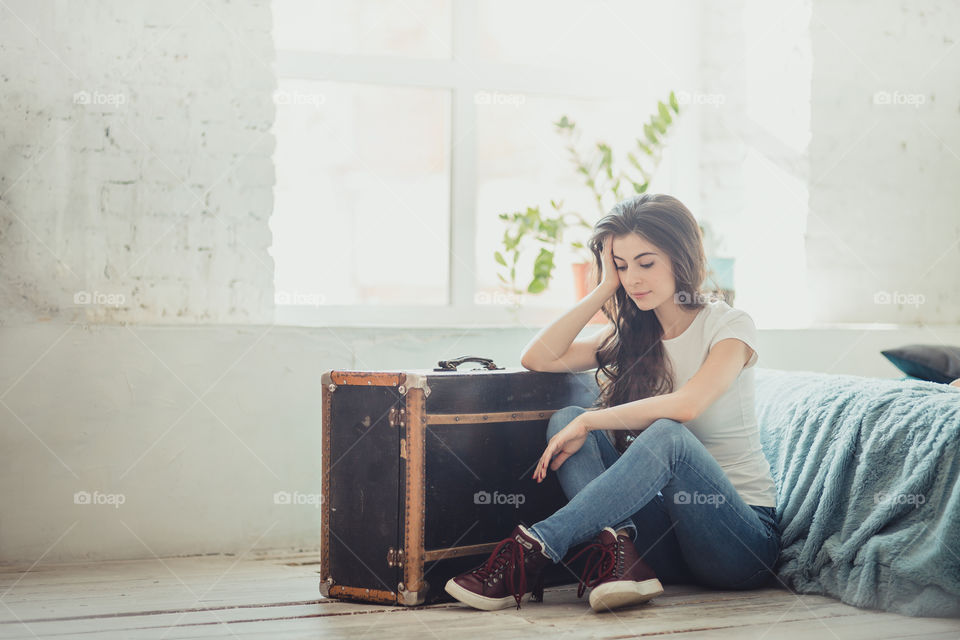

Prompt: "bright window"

[272,0,701,326]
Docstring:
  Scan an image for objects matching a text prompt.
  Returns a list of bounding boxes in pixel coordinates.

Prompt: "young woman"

[445,193,781,613]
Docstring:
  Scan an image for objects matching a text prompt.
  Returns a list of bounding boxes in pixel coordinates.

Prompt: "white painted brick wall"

[807,0,960,324]
[0,0,276,325]
[699,0,959,326]
[700,0,960,324]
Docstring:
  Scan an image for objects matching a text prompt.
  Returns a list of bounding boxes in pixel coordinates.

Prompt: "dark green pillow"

[881,344,960,384]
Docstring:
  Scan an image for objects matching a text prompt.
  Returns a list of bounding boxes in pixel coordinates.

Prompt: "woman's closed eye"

[616,263,654,271]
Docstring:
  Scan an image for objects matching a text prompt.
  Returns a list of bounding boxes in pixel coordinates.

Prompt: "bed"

[755,367,960,617]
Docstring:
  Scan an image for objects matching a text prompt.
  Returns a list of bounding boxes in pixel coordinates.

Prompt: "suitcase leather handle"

[434,356,504,371]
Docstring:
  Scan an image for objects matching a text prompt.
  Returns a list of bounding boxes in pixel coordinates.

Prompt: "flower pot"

[705,256,736,306]
[571,262,608,325]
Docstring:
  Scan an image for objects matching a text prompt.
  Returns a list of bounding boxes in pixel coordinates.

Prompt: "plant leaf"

[658,101,672,125]
[652,114,667,134]
[644,123,658,144]
[527,278,547,294]
[636,140,653,156]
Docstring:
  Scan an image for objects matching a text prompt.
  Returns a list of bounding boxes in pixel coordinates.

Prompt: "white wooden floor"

[1,552,958,639]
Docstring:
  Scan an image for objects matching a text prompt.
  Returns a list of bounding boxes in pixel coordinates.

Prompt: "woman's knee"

[624,418,688,455]
[546,405,587,441]
[645,417,686,435]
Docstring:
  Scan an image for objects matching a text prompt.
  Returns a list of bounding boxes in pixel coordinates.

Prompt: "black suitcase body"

[320,357,602,605]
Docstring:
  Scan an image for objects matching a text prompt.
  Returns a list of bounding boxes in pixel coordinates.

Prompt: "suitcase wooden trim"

[321,370,431,396]
[320,374,336,599]
[422,542,500,562]
[426,410,555,425]
[327,585,396,604]
[399,386,427,605]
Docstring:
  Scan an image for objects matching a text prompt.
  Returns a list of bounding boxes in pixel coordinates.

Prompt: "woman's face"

[610,233,676,310]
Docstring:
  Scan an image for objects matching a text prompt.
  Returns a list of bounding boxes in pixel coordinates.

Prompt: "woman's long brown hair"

[588,194,709,453]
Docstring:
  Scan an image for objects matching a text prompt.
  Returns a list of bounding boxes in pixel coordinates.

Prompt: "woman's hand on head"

[532,416,589,483]
[598,235,621,297]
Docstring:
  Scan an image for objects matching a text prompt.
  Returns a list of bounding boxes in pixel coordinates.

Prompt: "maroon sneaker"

[444,524,554,610]
[568,526,664,612]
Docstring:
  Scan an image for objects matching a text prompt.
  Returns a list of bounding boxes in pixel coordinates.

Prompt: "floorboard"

[1,553,957,639]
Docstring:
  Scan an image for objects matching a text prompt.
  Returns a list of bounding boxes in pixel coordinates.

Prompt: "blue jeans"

[528,406,781,590]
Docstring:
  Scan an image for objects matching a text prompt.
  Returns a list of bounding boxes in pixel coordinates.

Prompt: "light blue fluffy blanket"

[754,368,960,617]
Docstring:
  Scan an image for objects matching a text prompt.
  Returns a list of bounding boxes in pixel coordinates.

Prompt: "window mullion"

[448,0,480,309]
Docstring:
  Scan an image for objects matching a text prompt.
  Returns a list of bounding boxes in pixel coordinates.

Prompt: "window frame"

[272,0,656,328]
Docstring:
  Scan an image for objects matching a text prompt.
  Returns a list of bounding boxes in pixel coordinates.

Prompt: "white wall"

[806,0,960,325]
[2,321,957,564]
[0,0,278,564]
[697,0,960,329]
[0,1,276,325]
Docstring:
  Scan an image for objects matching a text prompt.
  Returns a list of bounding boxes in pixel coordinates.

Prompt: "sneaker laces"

[470,536,529,609]
[567,539,617,599]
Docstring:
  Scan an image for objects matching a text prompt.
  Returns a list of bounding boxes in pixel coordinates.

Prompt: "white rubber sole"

[444,578,537,611]
[588,578,664,612]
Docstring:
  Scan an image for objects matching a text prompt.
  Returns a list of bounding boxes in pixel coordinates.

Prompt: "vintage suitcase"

[319,356,602,606]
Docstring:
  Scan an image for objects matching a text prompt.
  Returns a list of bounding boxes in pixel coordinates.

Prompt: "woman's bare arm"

[520,236,620,373]
[520,291,616,373]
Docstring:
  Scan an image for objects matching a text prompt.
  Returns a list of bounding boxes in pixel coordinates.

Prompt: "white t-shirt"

[608,300,778,507]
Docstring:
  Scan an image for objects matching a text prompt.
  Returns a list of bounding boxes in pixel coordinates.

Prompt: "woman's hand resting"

[532,416,589,483]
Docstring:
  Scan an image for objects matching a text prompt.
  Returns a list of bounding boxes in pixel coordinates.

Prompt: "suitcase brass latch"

[387,547,404,567]
[388,406,406,428]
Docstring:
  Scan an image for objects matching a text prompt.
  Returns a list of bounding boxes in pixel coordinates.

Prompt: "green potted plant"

[494,92,679,301]
[494,91,733,310]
